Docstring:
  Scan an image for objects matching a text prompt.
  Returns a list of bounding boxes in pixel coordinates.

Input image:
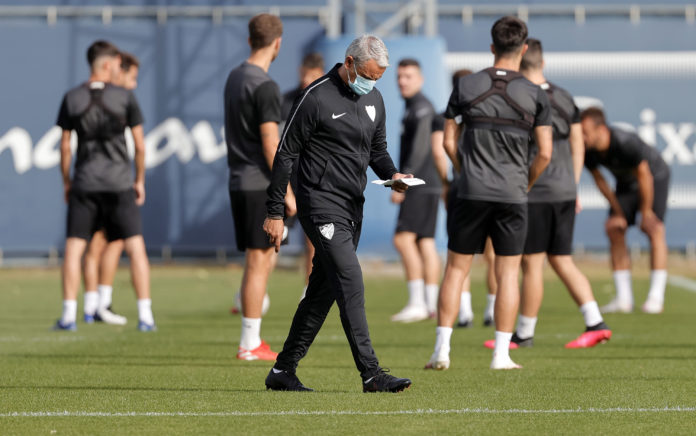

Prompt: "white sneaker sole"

[424,360,450,370]
[96,311,127,325]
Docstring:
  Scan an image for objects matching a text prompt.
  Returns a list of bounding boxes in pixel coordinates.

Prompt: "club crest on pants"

[318,223,334,240]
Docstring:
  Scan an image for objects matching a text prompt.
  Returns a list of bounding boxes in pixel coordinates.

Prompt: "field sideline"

[1,260,695,435]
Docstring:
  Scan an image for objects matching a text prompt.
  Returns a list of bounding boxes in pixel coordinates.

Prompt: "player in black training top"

[425,16,553,371]
[496,38,612,350]
[389,58,441,323]
[431,69,499,329]
[55,40,155,332]
[224,13,296,361]
[280,52,325,299]
[81,51,141,326]
[263,35,412,393]
[581,107,670,314]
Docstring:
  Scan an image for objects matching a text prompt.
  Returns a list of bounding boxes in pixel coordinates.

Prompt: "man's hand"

[391,191,405,204]
[284,189,297,217]
[263,217,285,253]
[606,214,628,234]
[575,196,583,214]
[640,209,662,235]
[63,181,71,204]
[133,181,146,206]
[390,173,413,193]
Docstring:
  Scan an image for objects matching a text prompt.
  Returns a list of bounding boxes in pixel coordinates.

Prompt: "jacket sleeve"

[369,96,398,180]
[401,104,434,175]
[266,91,317,218]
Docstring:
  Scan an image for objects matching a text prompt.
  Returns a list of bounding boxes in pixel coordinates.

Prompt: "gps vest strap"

[79,83,127,141]
[463,68,535,135]
[544,83,573,140]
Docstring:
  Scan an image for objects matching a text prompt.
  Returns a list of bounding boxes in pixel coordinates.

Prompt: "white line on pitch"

[2,407,696,418]
[668,275,696,293]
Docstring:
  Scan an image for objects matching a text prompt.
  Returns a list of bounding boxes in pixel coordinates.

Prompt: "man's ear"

[490,44,496,56]
[520,44,529,56]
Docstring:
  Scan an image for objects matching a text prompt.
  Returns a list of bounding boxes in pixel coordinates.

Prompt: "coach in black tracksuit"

[262,36,412,393]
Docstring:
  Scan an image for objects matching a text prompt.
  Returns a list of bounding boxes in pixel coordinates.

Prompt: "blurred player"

[224,14,296,360]
[581,107,670,314]
[282,52,324,298]
[431,69,498,328]
[390,58,440,323]
[426,16,552,370]
[483,38,611,349]
[263,35,412,392]
[55,40,155,332]
[82,51,140,326]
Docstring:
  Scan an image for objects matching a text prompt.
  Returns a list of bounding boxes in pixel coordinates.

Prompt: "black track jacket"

[266,63,398,222]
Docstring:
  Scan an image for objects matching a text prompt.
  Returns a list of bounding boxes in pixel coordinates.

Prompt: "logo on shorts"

[365,105,376,122]
[318,223,334,240]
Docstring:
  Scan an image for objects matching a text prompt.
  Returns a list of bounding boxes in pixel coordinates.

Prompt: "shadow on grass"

[0,385,351,394]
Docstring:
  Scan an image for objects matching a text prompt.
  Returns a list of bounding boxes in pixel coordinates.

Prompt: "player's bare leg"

[490,254,523,369]
[516,253,546,344]
[483,237,497,325]
[82,230,107,322]
[237,247,278,360]
[549,255,611,348]
[56,237,88,330]
[418,237,441,318]
[123,235,154,330]
[391,231,428,322]
[643,220,668,313]
[605,218,633,313]
[425,251,473,370]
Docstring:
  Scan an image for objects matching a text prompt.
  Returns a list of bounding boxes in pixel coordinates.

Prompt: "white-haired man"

[263,35,413,393]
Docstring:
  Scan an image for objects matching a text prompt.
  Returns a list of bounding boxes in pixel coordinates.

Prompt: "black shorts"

[614,176,669,226]
[67,190,142,242]
[229,190,273,252]
[447,199,527,256]
[395,192,439,239]
[524,200,576,255]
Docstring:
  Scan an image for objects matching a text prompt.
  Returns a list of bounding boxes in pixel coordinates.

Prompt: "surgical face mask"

[349,63,376,96]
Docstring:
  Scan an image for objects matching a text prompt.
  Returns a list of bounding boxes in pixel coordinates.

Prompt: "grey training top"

[56,81,143,192]
[224,62,282,191]
[445,67,552,204]
[527,82,580,203]
[399,92,441,193]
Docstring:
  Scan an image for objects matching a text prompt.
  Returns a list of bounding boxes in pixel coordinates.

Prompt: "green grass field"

[1,260,696,435]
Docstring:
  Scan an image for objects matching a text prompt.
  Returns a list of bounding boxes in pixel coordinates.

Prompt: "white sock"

[97,284,113,312]
[485,294,496,320]
[580,301,604,327]
[458,291,473,322]
[434,326,453,356]
[407,279,426,308]
[425,284,439,313]
[493,331,512,360]
[647,270,667,303]
[516,315,537,339]
[137,299,154,325]
[240,317,262,351]
[83,291,99,316]
[61,300,77,325]
[612,270,633,304]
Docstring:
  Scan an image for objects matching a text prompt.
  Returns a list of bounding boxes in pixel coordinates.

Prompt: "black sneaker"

[93,305,124,323]
[362,369,411,393]
[265,368,313,392]
[483,317,493,327]
[511,332,534,348]
[586,321,610,332]
[457,319,472,328]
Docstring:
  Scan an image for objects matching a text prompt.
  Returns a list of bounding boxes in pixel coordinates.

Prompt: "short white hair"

[345,35,389,68]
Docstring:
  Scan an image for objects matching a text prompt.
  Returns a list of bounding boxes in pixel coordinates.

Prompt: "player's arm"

[443,118,462,173]
[60,130,72,203]
[569,123,584,185]
[369,98,411,193]
[590,168,624,217]
[131,124,146,205]
[528,125,552,190]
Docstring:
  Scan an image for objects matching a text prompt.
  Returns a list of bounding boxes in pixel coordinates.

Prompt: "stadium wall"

[1,2,696,259]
